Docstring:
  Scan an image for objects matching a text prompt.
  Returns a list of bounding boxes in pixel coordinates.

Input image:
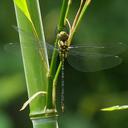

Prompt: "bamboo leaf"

[13,0,32,24]
[101,105,128,111]
[13,0,39,40]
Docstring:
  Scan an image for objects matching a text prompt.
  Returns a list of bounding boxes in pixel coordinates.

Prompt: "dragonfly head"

[57,31,69,42]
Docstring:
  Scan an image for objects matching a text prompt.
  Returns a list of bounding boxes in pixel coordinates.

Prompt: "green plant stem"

[46,38,59,109]
[31,117,58,128]
[68,0,91,46]
[72,0,91,34]
[46,0,70,110]
[53,61,63,107]
[64,0,72,25]
[46,56,63,110]
[58,0,70,31]
[53,61,63,88]
[70,0,85,34]
[14,0,48,114]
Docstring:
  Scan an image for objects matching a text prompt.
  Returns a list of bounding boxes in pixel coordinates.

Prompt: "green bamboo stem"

[53,61,64,107]
[53,61,63,87]
[14,0,47,115]
[58,0,69,32]
[47,60,63,109]
[64,0,72,25]
[46,0,70,110]
[32,117,58,128]
[13,0,58,127]
[46,38,58,109]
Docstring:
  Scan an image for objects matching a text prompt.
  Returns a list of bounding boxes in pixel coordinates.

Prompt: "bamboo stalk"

[13,0,58,127]
[58,0,69,32]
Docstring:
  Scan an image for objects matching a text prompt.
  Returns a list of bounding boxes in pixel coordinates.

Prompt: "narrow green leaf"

[13,0,39,40]
[101,105,128,111]
[13,0,32,24]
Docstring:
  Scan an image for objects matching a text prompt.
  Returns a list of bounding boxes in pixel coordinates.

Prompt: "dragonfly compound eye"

[58,31,69,42]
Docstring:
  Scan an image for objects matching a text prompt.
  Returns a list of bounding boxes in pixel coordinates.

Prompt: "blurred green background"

[1,0,128,128]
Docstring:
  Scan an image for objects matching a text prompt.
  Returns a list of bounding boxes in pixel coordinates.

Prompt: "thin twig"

[67,0,91,46]
[68,0,85,45]
[66,18,71,34]
[70,0,85,32]
[20,91,47,111]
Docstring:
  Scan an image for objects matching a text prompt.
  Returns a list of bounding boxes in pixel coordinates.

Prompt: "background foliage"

[0,0,128,128]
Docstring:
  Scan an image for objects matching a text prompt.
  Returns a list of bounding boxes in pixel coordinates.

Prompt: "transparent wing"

[4,42,59,59]
[67,53,122,72]
[67,42,127,72]
[4,41,126,72]
[69,42,127,56]
[46,43,59,58]
[5,26,127,72]
[11,26,128,56]
[5,26,59,58]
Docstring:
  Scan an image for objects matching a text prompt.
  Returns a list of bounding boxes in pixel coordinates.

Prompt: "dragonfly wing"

[69,42,127,56]
[67,53,122,72]
[4,42,59,59]
[46,43,59,59]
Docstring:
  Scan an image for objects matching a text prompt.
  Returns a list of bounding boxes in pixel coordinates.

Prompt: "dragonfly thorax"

[58,40,69,60]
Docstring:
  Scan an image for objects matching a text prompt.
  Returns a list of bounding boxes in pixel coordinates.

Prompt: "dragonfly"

[50,40,127,72]
[5,40,127,72]
[5,26,127,72]
[4,27,127,112]
[52,31,127,111]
